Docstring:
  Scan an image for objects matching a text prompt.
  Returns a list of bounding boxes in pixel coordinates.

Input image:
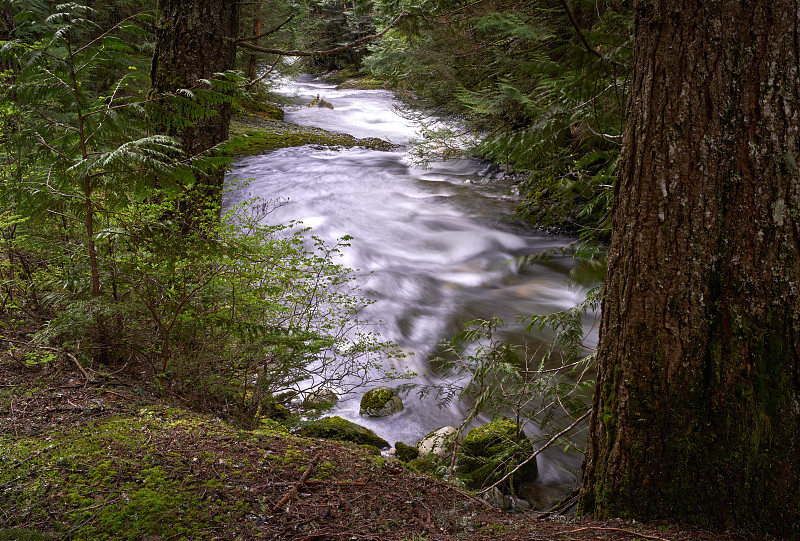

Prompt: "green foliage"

[297,0,377,71]
[0,2,400,424]
[408,314,593,486]
[363,0,632,239]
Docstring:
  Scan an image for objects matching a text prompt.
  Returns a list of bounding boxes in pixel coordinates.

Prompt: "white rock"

[417,426,459,458]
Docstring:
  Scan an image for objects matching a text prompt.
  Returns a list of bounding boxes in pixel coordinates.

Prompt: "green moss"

[0,529,52,540]
[223,117,395,157]
[394,441,419,462]
[295,416,389,448]
[359,386,403,417]
[407,457,437,475]
[458,418,537,489]
[360,444,382,456]
[335,76,390,90]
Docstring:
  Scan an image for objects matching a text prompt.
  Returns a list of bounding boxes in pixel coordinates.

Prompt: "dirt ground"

[0,358,766,541]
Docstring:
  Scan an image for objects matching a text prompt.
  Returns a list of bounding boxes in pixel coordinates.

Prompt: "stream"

[226,75,597,493]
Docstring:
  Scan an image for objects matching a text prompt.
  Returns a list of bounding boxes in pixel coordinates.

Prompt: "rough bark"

[579,0,800,537]
[149,0,239,195]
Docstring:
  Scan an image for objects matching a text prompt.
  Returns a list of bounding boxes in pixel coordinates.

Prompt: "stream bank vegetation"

[1,1,782,539]
[0,2,401,426]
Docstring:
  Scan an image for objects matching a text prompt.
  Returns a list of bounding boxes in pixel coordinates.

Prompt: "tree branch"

[558,0,626,69]
[237,12,405,57]
[237,14,295,42]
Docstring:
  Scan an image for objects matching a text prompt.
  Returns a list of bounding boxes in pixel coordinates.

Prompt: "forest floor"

[0,359,766,541]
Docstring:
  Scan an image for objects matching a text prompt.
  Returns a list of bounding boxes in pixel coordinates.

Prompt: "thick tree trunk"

[579,0,800,537]
[149,0,239,204]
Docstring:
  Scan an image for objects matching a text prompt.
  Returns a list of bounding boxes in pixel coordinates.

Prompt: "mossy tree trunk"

[579,0,800,537]
[149,0,239,214]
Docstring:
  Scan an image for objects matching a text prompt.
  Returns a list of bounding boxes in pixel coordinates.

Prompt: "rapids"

[226,75,597,490]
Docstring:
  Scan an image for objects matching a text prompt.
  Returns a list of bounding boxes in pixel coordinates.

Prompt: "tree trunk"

[149,0,239,209]
[579,0,800,537]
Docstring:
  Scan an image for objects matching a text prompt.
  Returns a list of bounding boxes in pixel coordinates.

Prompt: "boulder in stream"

[308,94,334,109]
[359,386,403,417]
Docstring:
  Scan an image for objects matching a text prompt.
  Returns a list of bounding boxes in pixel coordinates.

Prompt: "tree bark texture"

[150,0,239,166]
[579,0,800,536]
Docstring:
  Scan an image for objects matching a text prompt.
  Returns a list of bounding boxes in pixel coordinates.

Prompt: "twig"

[100,388,132,401]
[267,480,366,487]
[272,452,321,513]
[553,526,670,541]
[65,351,91,386]
[243,54,281,89]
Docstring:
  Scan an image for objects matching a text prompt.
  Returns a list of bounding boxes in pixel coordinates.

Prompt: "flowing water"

[226,75,597,490]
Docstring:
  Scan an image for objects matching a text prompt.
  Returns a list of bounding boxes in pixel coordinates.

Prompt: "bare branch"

[243,54,281,88]
[237,14,295,42]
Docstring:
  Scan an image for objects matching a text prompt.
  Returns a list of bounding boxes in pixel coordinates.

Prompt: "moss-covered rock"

[416,426,459,458]
[394,441,419,462]
[359,386,404,417]
[302,388,338,411]
[457,418,538,489]
[335,76,389,90]
[295,416,389,448]
[224,116,395,157]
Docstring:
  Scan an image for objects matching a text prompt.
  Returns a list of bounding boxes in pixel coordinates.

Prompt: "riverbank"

[0,359,756,540]
[225,104,396,158]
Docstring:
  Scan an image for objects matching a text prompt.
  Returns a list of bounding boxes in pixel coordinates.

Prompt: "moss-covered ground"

[224,112,395,158]
[0,359,758,541]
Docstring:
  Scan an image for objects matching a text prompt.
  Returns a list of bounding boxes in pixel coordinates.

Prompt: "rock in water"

[477,163,500,179]
[307,94,334,109]
[416,426,459,458]
[359,386,403,417]
[302,388,338,410]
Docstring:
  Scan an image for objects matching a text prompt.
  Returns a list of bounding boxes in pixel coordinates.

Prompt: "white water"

[226,75,597,490]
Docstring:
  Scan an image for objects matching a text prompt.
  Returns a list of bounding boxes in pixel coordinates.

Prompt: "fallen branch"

[272,452,321,512]
[65,351,91,386]
[553,526,670,541]
[3,338,94,385]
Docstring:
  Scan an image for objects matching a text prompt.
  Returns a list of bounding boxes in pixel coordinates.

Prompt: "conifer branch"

[559,0,626,68]
[237,14,295,42]
[237,12,406,57]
